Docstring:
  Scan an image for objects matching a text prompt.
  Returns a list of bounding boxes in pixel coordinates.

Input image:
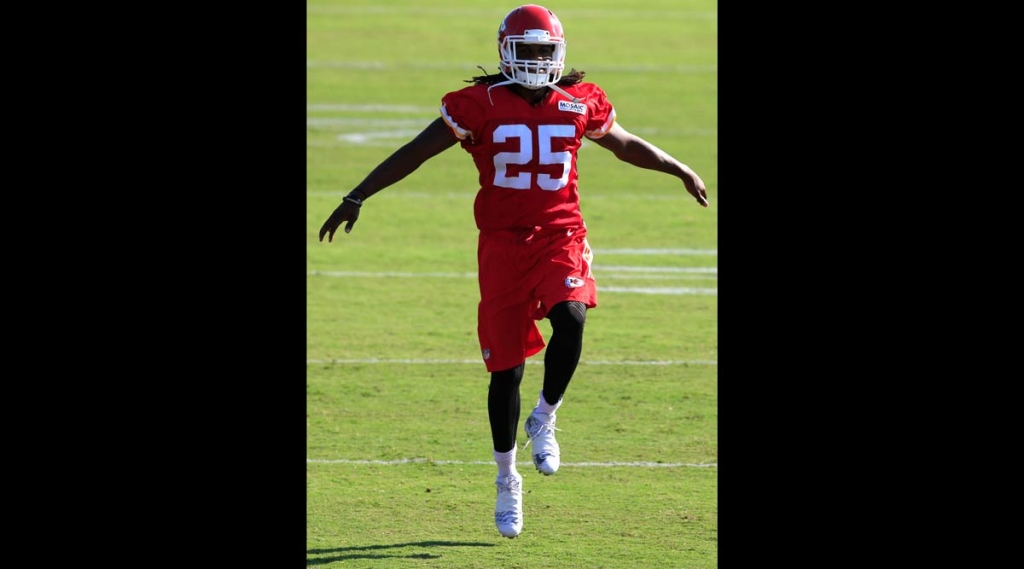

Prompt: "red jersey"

[439,82,616,232]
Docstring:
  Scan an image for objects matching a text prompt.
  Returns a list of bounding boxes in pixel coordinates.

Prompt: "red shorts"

[476,225,598,372]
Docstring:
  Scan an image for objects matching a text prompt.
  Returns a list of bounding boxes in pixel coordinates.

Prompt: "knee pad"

[548,301,586,332]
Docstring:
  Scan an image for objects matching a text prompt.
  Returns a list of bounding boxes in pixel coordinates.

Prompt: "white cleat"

[524,410,561,475]
[494,473,523,538]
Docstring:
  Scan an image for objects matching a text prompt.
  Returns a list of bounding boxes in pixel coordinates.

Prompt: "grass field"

[307,1,717,566]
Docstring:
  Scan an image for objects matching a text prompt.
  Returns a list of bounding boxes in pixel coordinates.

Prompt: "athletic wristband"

[344,191,365,207]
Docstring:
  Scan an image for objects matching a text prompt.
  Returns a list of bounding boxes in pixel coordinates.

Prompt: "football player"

[319,4,709,539]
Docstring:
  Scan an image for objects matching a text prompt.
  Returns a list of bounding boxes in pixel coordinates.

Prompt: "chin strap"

[548,83,582,104]
[486,80,514,106]
[486,80,583,106]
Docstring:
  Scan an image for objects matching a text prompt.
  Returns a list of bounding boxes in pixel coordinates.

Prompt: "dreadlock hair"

[466,66,586,86]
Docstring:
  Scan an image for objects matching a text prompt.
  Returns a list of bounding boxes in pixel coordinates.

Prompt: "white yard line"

[307,458,717,468]
[307,358,717,366]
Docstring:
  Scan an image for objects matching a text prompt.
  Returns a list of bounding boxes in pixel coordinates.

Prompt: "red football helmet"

[497,5,567,89]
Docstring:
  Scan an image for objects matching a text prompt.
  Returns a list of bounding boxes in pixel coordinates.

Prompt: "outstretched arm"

[319,117,459,242]
[590,122,709,208]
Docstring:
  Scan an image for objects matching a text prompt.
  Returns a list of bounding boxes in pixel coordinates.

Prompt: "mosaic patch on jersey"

[558,100,586,115]
[565,277,585,288]
[482,349,491,360]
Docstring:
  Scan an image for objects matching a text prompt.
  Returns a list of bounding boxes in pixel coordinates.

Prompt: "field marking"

[335,129,430,145]
[592,273,715,281]
[308,103,437,113]
[309,126,715,146]
[307,358,717,366]
[343,245,717,255]
[308,270,717,294]
[310,268,715,277]
[307,5,716,20]
[308,117,716,147]
[311,270,476,278]
[306,190,714,201]
[598,266,716,273]
[307,458,716,468]
[306,105,716,148]
[307,61,717,75]
[307,117,433,127]
[597,248,717,256]
[598,286,716,294]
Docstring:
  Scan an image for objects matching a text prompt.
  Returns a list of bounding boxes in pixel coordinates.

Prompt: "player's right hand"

[319,197,362,242]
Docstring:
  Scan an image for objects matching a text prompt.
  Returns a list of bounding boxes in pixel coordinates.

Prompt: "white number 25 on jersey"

[492,124,575,191]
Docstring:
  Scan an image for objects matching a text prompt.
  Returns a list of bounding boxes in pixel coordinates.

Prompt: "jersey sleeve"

[439,89,484,142]
[583,85,616,139]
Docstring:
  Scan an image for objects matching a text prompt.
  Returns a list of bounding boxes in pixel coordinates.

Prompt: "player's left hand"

[684,173,709,208]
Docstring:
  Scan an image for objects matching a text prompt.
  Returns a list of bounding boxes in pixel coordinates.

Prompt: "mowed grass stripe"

[307,358,717,365]
[309,458,716,467]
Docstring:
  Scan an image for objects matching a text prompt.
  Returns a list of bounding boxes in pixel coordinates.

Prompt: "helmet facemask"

[489,5,579,104]
[499,30,566,90]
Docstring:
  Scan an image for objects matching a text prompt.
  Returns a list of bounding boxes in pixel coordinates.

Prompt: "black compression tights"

[488,363,524,453]
[487,301,587,452]
[542,300,587,404]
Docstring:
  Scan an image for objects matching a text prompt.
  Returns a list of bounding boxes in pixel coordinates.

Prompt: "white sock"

[494,447,518,478]
[535,390,562,415]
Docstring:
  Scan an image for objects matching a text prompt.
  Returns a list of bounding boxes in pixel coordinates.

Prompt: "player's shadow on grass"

[307,541,496,565]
